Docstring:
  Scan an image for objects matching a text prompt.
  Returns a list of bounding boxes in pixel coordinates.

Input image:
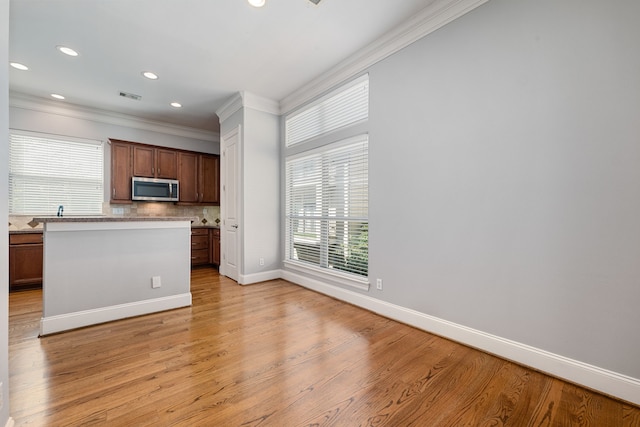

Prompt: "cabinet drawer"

[191,248,209,264]
[211,228,220,238]
[10,233,43,245]
[191,228,209,236]
[191,235,209,250]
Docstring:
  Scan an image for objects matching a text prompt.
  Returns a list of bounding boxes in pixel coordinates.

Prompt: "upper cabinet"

[177,152,220,205]
[111,139,219,205]
[110,140,133,203]
[133,145,178,179]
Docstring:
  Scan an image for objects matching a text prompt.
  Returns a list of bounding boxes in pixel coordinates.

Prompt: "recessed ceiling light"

[51,94,65,100]
[248,0,265,7]
[57,46,79,57]
[10,62,29,71]
[142,71,159,80]
[170,102,182,108]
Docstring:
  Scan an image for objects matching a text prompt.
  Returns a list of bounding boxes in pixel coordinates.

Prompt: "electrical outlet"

[259,258,264,266]
[152,276,162,288]
[376,279,383,290]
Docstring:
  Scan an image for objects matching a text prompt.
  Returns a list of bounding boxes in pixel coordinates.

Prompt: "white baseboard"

[239,269,282,285]
[4,417,15,427]
[40,293,192,336]
[282,269,640,406]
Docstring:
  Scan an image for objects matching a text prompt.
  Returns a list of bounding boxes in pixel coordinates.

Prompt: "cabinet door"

[211,229,220,266]
[111,142,133,203]
[9,242,43,291]
[156,149,178,179]
[178,152,199,203]
[199,155,220,204]
[132,145,155,177]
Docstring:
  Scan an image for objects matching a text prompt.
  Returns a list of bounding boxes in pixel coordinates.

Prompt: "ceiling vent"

[119,91,142,101]
[308,0,322,4]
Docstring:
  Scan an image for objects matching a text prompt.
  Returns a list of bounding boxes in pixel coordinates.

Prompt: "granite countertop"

[191,225,220,229]
[32,216,197,224]
[9,229,43,234]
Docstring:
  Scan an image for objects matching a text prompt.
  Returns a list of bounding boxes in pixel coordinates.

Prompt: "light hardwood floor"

[9,268,640,426]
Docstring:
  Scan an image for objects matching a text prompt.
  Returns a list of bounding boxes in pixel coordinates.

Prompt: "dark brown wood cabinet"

[191,227,221,268]
[9,232,43,291]
[178,152,220,205]
[112,139,218,205]
[177,152,199,203]
[200,155,220,205]
[133,145,177,179]
[211,228,220,266]
[110,141,133,203]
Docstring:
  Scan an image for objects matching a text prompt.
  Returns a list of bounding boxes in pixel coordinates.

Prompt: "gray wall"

[367,0,640,378]
[242,107,280,275]
[1,0,9,422]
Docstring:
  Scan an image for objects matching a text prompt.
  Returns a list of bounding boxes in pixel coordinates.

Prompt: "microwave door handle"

[169,183,172,198]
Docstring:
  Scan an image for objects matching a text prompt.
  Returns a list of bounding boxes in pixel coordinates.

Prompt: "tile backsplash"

[8,203,220,231]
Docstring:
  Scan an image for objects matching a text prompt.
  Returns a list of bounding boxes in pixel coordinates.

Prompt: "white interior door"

[220,126,240,282]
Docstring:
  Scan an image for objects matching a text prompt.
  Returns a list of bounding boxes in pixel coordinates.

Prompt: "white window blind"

[285,74,369,147]
[286,135,368,278]
[9,131,104,215]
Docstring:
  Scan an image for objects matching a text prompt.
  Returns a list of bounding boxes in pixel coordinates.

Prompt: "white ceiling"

[9,0,436,133]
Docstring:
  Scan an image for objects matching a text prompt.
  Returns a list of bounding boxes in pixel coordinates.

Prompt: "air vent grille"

[119,91,142,101]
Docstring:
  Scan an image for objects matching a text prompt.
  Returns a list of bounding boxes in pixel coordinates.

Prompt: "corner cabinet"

[191,227,221,268]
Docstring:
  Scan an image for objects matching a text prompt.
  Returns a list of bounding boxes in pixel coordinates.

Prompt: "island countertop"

[33,216,196,224]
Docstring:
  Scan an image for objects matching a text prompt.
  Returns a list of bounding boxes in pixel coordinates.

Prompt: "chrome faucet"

[57,205,64,217]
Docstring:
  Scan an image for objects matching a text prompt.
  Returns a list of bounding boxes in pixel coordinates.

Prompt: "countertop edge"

[32,216,197,223]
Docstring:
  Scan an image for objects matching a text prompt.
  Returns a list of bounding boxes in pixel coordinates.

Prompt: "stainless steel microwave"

[132,177,179,202]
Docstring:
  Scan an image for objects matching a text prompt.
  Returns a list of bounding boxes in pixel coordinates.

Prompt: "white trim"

[216,92,280,123]
[40,293,192,336]
[284,261,369,291]
[281,269,640,406]
[4,418,15,427]
[238,269,282,285]
[9,92,219,142]
[240,92,280,116]
[216,93,243,123]
[280,0,490,114]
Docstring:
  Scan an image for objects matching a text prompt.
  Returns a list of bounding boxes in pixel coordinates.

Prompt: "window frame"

[283,75,370,290]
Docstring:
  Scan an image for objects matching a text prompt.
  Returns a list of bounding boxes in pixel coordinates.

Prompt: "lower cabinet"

[9,232,43,291]
[211,228,220,266]
[191,227,221,268]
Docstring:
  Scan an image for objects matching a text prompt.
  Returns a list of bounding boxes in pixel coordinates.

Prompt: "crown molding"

[9,92,219,142]
[280,0,490,114]
[240,91,280,116]
[215,92,244,123]
[216,91,280,124]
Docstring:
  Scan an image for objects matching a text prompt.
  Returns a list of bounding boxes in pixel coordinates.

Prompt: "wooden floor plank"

[8,268,639,426]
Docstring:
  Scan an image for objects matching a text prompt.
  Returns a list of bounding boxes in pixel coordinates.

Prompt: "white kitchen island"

[34,216,193,335]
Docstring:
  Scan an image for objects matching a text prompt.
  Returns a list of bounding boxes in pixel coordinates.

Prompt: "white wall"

[1,0,10,423]
[367,0,640,378]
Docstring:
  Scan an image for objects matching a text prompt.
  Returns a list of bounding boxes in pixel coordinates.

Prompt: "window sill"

[283,260,370,291]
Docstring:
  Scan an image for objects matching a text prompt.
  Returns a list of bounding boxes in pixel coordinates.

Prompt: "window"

[286,135,369,279]
[285,74,369,147]
[9,131,104,215]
